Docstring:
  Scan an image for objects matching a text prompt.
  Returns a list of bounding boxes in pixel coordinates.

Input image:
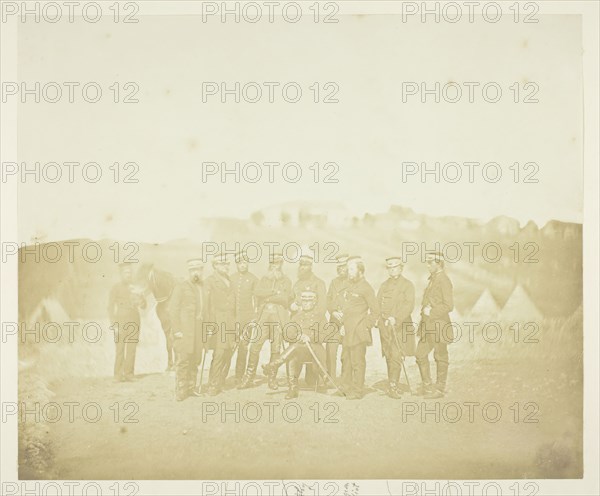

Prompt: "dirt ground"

[24,353,582,481]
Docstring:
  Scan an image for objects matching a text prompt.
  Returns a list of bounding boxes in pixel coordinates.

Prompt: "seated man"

[262,290,327,399]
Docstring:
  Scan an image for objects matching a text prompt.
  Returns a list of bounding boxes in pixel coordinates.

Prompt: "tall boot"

[262,356,284,377]
[207,358,222,397]
[235,340,249,383]
[238,364,256,389]
[238,353,258,389]
[285,377,299,400]
[265,352,281,390]
[267,374,279,389]
[415,360,434,394]
[387,381,403,399]
[175,372,189,401]
[434,360,449,394]
[219,349,233,388]
[416,358,432,386]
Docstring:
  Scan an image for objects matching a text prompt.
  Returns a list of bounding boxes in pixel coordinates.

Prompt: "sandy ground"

[25,352,582,481]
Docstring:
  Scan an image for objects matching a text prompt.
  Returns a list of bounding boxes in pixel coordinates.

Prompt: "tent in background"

[498,285,544,323]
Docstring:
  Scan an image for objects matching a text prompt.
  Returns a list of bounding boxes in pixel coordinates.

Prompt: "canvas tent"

[25,297,72,327]
[466,288,501,321]
[498,285,544,322]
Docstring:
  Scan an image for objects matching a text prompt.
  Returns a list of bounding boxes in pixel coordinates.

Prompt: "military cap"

[299,253,314,265]
[300,290,317,301]
[336,253,349,265]
[425,251,444,263]
[235,250,249,263]
[385,257,404,268]
[347,255,363,264]
[269,251,284,264]
[211,252,230,265]
[187,258,204,269]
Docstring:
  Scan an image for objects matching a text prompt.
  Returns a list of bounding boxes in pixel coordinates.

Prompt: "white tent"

[27,297,71,324]
[449,308,463,323]
[498,285,543,323]
[466,288,501,321]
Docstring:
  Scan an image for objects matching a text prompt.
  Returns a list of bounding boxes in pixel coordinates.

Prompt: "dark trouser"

[174,326,204,395]
[381,323,402,383]
[246,310,283,377]
[235,322,253,380]
[326,342,340,380]
[289,343,326,380]
[341,343,367,394]
[156,302,175,369]
[114,321,140,379]
[209,348,234,389]
[415,332,449,392]
[175,350,202,395]
[325,321,342,379]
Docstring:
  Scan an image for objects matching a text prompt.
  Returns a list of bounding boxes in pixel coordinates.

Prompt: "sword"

[304,340,345,397]
[231,320,254,356]
[390,322,413,395]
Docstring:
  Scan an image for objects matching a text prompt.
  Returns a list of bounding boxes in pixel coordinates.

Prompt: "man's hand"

[386,316,396,326]
[423,306,431,317]
[339,326,346,337]
[290,302,300,312]
[173,331,183,339]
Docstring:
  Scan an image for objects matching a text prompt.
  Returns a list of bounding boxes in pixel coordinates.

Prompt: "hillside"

[19,206,582,321]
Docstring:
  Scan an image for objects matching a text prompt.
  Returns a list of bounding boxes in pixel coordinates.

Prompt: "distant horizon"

[19,201,582,246]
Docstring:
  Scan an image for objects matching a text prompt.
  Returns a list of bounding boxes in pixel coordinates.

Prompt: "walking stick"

[305,340,345,396]
[391,323,413,395]
[282,333,290,382]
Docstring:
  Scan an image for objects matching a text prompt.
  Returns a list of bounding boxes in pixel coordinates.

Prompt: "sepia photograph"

[1,1,598,495]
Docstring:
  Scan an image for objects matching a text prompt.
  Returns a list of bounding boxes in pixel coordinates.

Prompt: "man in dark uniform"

[108,262,144,382]
[415,251,455,399]
[168,258,206,401]
[205,253,237,396]
[239,252,292,390]
[150,268,177,372]
[230,250,258,386]
[290,253,327,387]
[339,256,379,400]
[377,257,415,399]
[263,290,328,399]
[326,254,350,383]
[290,253,327,318]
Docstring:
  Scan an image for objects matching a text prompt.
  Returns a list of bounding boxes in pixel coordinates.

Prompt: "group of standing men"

[108,249,455,402]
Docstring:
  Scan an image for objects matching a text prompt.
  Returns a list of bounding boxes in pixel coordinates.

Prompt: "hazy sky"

[16,13,583,242]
